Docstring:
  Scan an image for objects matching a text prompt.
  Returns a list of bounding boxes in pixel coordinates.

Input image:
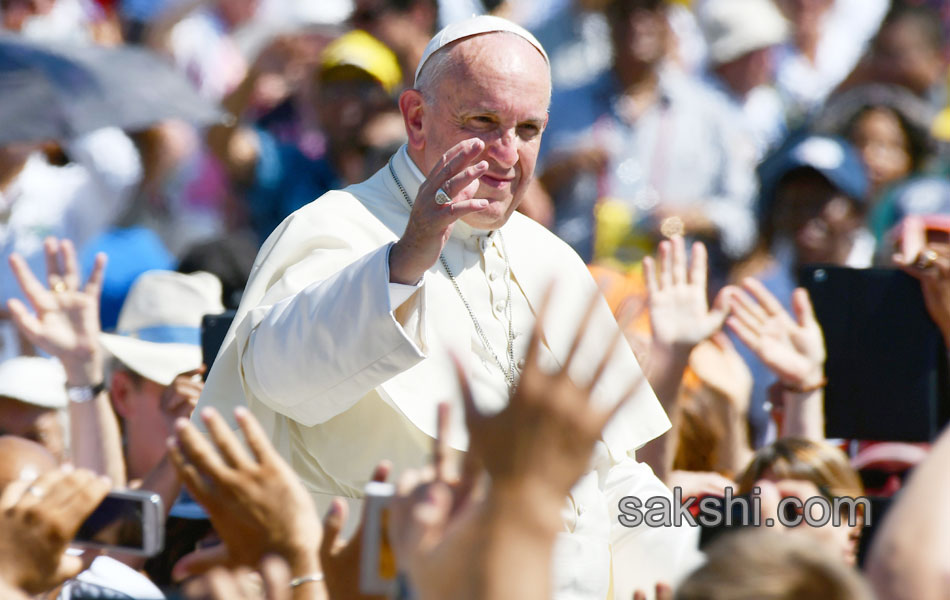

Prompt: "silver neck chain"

[388,157,516,389]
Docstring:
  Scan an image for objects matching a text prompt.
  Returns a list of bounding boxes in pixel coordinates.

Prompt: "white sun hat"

[0,356,68,408]
[413,14,549,86]
[100,271,224,387]
[700,0,789,66]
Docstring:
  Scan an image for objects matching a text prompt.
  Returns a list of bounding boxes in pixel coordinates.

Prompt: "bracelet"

[65,382,107,404]
[780,377,827,394]
[289,573,324,589]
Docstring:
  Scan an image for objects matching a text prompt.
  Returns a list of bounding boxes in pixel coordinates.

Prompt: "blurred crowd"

[2,0,950,599]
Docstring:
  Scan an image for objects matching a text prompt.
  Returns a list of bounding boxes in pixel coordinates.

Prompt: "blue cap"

[168,489,209,521]
[758,134,869,217]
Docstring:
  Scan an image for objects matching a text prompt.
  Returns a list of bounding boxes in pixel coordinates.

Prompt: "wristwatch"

[66,382,107,404]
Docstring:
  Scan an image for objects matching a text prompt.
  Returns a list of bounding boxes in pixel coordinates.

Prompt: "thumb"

[172,544,231,582]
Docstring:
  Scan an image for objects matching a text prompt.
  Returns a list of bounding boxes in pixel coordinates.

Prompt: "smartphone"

[200,311,236,381]
[72,489,165,557]
[359,481,397,596]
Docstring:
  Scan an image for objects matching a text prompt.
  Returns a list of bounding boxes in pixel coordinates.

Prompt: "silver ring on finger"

[27,486,44,498]
[434,187,452,205]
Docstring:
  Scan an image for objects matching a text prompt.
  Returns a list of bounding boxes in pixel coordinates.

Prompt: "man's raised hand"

[389,138,490,285]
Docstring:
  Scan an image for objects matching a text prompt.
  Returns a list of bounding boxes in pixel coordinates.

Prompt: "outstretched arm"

[8,238,125,485]
[865,424,950,600]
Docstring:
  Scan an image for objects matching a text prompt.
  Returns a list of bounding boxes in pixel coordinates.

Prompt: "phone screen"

[74,491,164,555]
[201,311,236,381]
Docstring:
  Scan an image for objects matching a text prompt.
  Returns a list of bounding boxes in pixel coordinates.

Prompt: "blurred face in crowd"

[110,369,173,480]
[609,4,670,75]
[0,396,64,463]
[314,68,392,153]
[850,107,912,195]
[739,440,865,566]
[772,170,864,266]
[402,33,551,230]
[870,16,945,96]
[715,47,776,98]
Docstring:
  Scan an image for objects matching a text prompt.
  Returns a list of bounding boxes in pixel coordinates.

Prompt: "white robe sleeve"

[240,242,427,426]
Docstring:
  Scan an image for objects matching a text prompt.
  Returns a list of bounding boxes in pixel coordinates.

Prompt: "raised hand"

[388,138,491,284]
[0,467,110,595]
[643,236,730,352]
[460,287,637,501]
[893,216,950,346]
[167,407,324,589]
[728,279,826,391]
[7,237,106,386]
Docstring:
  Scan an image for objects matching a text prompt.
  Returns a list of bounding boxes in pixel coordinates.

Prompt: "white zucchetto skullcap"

[414,15,550,86]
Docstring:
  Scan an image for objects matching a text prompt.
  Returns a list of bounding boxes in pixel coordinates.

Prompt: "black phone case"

[800,265,950,441]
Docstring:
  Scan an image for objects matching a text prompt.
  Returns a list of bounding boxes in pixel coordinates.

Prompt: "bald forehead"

[420,31,551,94]
[451,32,548,70]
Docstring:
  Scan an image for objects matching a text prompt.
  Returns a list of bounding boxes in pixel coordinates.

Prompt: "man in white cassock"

[197,15,701,599]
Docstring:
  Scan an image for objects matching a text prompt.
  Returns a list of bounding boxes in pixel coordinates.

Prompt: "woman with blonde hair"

[737,437,866,565]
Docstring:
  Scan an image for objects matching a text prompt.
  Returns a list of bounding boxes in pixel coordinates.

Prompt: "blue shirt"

[542,68,758,262]
[246,129,342,242]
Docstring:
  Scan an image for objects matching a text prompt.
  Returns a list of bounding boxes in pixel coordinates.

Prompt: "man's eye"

[518,124,541,139]
[469,116,495,128]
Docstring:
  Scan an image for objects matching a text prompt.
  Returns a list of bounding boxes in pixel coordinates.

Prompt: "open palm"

[727,278,826,389]
[7,238,106,381]
[644,237,729,349]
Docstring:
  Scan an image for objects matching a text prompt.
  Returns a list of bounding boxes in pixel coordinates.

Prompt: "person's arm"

[239,137,500,424]
[688,332,755,476]
[7,238,126,485]
[727,279,826,441]
[240,241,428,425]
[205,66,261,184]
[865,424,950,600]
[167,407,327,600]
[637,237,730,482]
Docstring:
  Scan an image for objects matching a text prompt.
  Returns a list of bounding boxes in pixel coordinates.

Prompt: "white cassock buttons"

[494,302,505,313]
[488,271,498,281]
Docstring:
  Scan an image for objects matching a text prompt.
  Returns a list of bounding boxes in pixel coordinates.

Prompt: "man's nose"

[484,128,519,170]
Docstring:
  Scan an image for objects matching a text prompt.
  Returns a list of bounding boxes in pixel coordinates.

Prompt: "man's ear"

[399,89,426,152]
[109,371,134,420]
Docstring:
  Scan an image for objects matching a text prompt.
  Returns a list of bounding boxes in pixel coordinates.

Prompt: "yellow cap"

[320,30,402,95]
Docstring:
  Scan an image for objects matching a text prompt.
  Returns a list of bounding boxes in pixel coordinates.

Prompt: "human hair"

[675,529,873,600]
[848,104,931,172]
[737,438,864,501]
